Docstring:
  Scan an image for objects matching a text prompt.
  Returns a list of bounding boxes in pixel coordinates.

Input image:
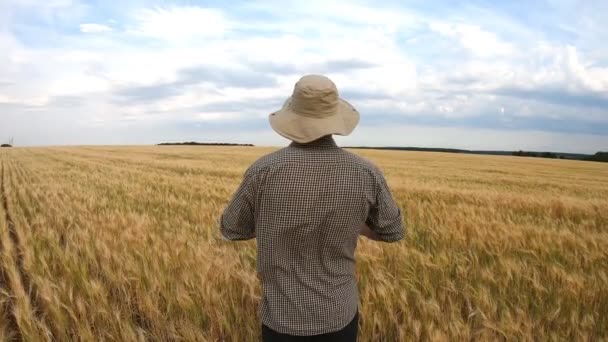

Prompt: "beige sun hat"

[269,74,360,143]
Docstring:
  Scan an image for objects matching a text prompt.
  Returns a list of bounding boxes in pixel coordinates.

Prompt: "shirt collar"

[289,135,339,149]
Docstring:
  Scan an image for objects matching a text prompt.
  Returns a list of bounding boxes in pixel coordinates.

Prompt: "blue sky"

[0,0,607,153]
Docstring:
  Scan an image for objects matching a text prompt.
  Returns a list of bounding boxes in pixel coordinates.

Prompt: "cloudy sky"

[1,0,607,153]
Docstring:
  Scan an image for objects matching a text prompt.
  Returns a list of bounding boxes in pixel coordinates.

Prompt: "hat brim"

[269,97,360,143]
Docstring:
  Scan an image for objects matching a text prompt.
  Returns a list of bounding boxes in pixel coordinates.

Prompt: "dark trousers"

[262,311,358,342]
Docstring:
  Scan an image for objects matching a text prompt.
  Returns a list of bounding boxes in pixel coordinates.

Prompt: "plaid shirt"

[220,135,405,336]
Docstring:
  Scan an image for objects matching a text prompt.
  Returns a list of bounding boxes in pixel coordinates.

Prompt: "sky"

[0,0,607,153]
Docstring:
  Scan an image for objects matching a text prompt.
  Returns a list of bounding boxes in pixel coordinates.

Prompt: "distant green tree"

[541,152,557,159]
[585,152,608,163]
[512,151,562,159]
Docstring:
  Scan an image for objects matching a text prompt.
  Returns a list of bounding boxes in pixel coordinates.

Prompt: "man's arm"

[362,170,405,242]
[219,168,256,241]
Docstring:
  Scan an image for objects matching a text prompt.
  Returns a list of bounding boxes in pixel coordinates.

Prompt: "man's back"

[221,135,405,336]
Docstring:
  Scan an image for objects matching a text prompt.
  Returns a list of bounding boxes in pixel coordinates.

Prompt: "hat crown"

[268,73,360,143]
[290,75,339,118]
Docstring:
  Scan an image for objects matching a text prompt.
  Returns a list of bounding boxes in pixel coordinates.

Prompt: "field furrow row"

[1,155,55,341]
[0,159,23,342]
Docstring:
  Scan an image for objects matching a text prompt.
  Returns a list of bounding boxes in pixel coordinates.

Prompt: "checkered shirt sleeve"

[366,171,405,242]
[220,167,256,241]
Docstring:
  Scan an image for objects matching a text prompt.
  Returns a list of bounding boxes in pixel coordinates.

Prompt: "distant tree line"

[512,150,563,159]
[347,146,608,162]
[584,152,608,163]
[158,141,254,147]
[512,150,607,162]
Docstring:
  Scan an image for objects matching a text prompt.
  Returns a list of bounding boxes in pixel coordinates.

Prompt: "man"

[220,74,405,341]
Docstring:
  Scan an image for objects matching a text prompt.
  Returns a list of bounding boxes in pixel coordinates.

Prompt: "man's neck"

[290,135,338,148]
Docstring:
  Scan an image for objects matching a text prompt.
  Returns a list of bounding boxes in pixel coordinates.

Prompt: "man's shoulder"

[246,147,291,174]
[341,149,383,175]
[248,147,381,175]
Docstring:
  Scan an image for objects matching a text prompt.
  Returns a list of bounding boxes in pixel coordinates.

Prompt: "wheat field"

[0,146,606,341]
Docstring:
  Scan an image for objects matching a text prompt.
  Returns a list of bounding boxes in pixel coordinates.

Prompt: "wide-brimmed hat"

[269,74,360,143]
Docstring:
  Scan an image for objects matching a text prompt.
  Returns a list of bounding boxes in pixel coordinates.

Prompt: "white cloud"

[244,0,421,31]
[438,105,454,113]
[79,23,112,33]
[429,21,514,57]
[128,6,228,41]
[563,45,608,92]
[196,112,244,121]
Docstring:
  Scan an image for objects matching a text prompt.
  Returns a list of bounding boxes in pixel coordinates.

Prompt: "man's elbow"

[362,222,406,243]
[220,224,255,241]
[378,230,405,243]
[220,227,235,241]
[377,221,406,243]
